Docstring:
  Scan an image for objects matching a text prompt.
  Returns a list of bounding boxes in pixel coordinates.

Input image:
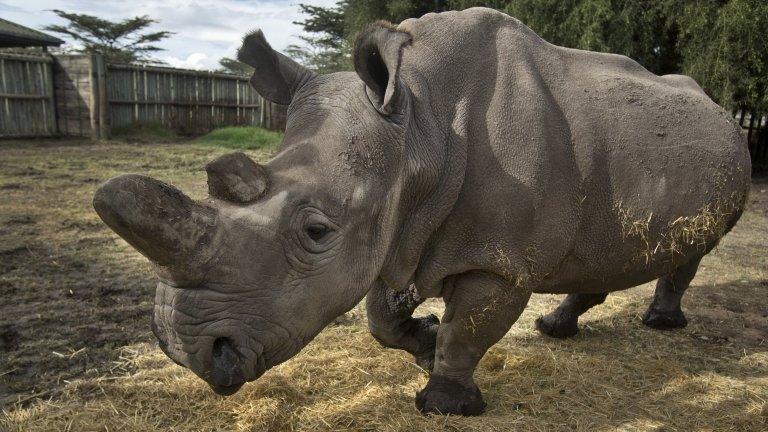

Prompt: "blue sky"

[0,0,338,69]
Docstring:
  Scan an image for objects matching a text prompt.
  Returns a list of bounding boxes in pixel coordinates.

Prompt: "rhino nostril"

[213,337,239,364]
[211,337,244,388]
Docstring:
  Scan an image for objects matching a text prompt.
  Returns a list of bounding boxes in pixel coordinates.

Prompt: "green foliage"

[192,127,283,150]
[288,3,351,73]
[284,38,352,74]
[111,122,178,143]
[501,0,768,112]
[217,57,253,75]
[501,1,682,75]
[676,0,768,112]
[43,10,172,64]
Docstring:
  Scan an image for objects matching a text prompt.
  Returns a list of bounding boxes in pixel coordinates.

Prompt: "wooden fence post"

[86,54,110,140]
[96,54,109,139]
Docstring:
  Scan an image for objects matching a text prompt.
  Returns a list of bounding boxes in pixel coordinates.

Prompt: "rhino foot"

[642,308,688,330]
[534,313,579,338]
[415,376,486,416]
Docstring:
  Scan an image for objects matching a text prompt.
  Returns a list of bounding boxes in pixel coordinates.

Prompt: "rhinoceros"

[93,7,751,415]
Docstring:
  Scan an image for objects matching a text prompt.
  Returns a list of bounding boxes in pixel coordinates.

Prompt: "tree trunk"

[747,111,756,153]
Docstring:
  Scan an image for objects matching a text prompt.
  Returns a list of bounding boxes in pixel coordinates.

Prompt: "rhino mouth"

[209,382,245,396]
[206,344,267,396]
[151,317,268,396]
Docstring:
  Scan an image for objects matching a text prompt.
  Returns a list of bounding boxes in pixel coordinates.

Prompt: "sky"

[0,0,338,70]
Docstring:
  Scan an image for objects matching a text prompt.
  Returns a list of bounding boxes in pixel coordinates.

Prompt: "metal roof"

[0,17,64,48]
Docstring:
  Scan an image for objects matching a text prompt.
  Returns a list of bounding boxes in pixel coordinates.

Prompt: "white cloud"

[163,52,209,70]
[0,0,339,70]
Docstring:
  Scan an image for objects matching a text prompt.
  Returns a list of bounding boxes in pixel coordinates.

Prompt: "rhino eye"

[305,223,330,242]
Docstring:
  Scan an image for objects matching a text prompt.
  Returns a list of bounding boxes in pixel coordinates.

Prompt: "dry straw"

[4,293,766,432]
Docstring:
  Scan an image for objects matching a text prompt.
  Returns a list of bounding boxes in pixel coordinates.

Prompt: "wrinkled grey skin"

[93,8,751,415]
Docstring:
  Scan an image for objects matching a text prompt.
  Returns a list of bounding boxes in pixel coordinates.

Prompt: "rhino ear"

[237,30,316,105]
[353,21,412,115]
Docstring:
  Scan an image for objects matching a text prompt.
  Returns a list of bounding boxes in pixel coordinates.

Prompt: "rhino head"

[93,24,451,395]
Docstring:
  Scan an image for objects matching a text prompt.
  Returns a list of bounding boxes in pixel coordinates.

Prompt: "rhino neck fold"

[377,91,468,296]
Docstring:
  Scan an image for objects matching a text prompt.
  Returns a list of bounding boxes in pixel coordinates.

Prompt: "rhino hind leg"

[366,282,439,371]
[416,272,530,416]
[535,293,609,338]
[642,256,702,330]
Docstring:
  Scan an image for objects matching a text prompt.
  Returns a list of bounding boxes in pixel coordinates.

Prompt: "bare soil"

[0,139,267,407]
[0,139,766,431]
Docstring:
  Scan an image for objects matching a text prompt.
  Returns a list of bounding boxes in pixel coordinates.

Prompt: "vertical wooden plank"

[143,69,148,125]
[96,55,109,139]
[211,75,216,128]
[260,97,265,128]
[88,54,99,140]
[170,72,176,130]
[194,75,199,132]
[36,61,46,134]
[132,68,138,122]
[0,59,9,127]
[154,70,159,122]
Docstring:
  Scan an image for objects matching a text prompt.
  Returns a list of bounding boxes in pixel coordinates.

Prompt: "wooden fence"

[0,52,765,167]
[0,53,56,138]
[0,53,285,139]
[105,63,284,135]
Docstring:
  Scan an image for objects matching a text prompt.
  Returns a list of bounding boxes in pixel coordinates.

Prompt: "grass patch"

[193,126,283,150]
[111,122,179,143]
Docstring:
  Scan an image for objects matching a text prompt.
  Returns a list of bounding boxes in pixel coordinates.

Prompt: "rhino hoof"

[415,376,486,416]
[535,314,579,338]
[642,308,688,330]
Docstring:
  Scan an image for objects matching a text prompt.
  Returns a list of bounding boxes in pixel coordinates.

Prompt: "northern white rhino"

[94,8,751,415]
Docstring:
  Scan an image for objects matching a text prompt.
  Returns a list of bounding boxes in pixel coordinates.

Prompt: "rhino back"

[398,8,750,296]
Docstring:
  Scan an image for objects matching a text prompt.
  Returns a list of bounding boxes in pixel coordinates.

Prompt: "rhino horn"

[93,174,218,274]
[205,152,268,203]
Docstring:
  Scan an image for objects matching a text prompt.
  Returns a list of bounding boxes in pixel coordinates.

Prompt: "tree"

[675,0,768,113]
[217,57,253,75]
[500,0,683,75]
[289,3,351,73]
[43,10,172,64]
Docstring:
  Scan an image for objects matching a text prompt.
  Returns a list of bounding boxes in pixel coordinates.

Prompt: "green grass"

[111,122,179,143]
[192,126,283,150]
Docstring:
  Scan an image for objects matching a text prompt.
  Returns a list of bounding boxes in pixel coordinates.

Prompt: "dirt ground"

[0,139,766,431]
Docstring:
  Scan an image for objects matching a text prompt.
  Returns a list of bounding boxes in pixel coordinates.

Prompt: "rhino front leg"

[366,281,439,371]
[535,292,609,338]
[416,272,530,416]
